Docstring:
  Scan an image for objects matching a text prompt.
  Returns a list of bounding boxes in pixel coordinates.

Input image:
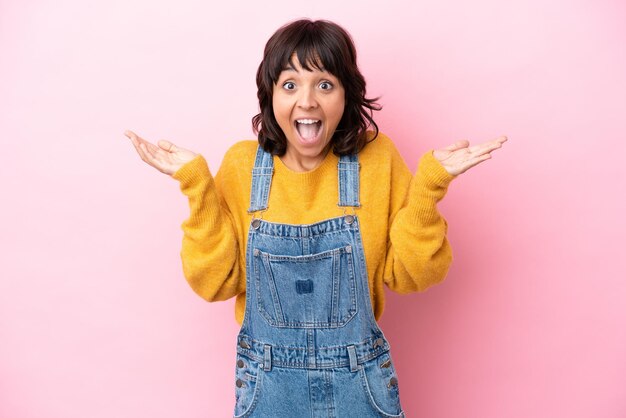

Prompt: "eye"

[319,81,333,90]
[282,81,296,90]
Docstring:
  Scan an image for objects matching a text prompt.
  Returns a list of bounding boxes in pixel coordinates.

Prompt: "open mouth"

[294,119,323,144]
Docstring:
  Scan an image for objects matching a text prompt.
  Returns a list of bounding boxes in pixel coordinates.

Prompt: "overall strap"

[338,154,360,207]
[248,145,274,212]
[248,146,360,211]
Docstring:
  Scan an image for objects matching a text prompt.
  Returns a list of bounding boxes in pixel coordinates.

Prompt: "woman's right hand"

[124,130,198,176]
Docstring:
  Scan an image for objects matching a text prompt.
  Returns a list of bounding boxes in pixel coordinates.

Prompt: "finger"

[141,141,155,158]
[125,130,154,149]
[126,131,149,160]
[158,140,177,153]
[134,136,161,159]
[135,139,159,164]
[146,142,169,166]
[476,135,508,149]
[442,140,470,152]
[137,142,153,163]
[138,143,170,173]
[125,131,138,148]
[468,139,505,156]
[124,130,141,144]
[126,131,153,155]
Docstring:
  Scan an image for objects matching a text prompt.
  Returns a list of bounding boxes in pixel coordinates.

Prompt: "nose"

[297,86,318,110]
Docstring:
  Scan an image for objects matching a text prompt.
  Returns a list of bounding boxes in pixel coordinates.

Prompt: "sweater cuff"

[416,150,457,189]
[171,154,211,186]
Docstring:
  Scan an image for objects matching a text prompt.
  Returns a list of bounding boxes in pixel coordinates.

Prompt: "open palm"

[124,130,198,176]
[433,135,508,176]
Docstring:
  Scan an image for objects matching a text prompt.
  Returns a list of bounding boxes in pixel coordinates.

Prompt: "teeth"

[296,119,320,124]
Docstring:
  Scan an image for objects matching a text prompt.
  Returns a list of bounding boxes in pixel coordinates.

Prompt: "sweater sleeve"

[171,154,244,301]
[385,149,457,293]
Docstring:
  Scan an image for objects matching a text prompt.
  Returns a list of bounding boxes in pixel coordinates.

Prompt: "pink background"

[1,0,625,417]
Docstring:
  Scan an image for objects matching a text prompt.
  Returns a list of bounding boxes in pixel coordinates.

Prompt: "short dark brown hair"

[252,19,381,156]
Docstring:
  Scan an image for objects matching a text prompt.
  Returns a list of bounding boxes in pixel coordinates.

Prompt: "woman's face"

[272,54,345,172]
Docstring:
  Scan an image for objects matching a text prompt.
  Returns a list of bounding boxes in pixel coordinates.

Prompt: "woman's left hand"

[433,135,508,176]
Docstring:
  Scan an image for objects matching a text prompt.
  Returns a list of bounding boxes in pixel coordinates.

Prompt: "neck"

[280,145,332,172]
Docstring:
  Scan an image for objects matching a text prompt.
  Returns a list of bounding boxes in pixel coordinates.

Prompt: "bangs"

[267,25,347,83]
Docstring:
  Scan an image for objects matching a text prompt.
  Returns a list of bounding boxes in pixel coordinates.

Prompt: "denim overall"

[233,146,405,418]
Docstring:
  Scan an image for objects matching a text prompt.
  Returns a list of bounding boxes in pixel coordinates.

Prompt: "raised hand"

[124,130,198,176]
[433,135,508,176]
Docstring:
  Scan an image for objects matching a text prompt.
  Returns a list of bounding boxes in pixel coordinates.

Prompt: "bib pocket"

[253,245,358,328]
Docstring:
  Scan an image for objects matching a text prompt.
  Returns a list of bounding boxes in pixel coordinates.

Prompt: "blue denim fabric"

[234,146,405,417]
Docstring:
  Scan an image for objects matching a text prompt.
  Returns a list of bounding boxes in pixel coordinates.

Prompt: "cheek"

[329,91,346,123]
[271,102,287,126]
[272,95,292,126]
[329,102,345,124]
[275,112,291,131]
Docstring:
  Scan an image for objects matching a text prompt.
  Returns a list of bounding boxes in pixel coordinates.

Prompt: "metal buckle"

[341,206,357,224]
[250,208,268,229]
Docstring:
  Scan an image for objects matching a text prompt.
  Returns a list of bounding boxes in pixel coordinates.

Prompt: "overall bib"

[233,146,405,418]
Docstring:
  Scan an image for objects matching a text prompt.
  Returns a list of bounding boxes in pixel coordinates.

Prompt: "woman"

[125,19,506,418]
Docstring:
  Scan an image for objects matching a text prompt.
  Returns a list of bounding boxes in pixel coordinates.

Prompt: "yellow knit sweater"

[172,132,456,325]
